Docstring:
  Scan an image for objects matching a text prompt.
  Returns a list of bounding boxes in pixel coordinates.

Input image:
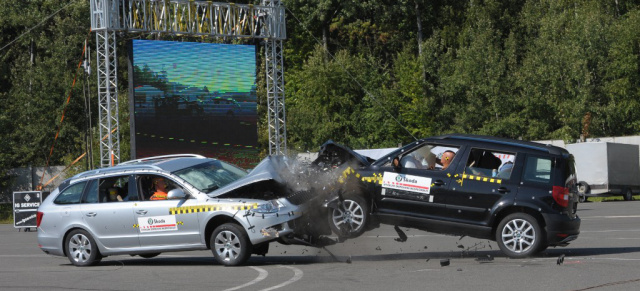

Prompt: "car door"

[446,147,522,224]
[80,175,140,249]
[375,143,462,220]
[133,174,201,247]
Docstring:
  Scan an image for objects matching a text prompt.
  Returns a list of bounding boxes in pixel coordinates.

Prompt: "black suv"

[316,134,580,258]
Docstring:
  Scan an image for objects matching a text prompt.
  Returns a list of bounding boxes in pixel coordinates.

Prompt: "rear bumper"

[543,213,581,246]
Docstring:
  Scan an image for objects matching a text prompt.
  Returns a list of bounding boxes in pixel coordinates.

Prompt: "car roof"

[426,134,568,156]
[71,154,210,179]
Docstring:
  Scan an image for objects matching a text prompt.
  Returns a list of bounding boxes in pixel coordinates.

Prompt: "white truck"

[566,142,640,202]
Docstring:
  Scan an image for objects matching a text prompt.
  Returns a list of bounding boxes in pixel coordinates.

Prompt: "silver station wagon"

[37,154,307,266]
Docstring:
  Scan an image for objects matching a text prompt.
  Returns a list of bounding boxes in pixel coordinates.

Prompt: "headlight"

[253,200,285,213]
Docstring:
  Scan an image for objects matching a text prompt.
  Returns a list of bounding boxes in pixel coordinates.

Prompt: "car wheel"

[211,223,252,266]
[65,229,102,266]
[496,213,543,258]
[139,253,161,259]
[328,194,369,238]
[577,183,589,203]
[623,189,634,201]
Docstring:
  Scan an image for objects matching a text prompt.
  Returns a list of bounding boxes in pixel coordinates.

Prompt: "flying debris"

[394,225,408,242]
[557,254,565,265]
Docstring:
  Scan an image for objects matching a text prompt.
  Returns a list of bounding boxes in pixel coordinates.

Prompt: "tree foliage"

[1,0,640,176]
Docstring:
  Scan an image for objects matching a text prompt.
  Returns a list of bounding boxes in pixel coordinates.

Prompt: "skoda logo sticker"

[148,218,153,225]
[395,175,403,182]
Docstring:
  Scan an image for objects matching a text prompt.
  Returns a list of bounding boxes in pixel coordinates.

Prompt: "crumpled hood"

[207,155,292,197]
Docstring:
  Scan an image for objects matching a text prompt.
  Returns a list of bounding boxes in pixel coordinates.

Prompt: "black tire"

[496,213,543,258]
[65,229,102,266]
[623,189,634,201]
[578,194,587,203]
[577,182,589,203]
[139,253,161,259]
[211,223,252,266]
[327,194,369,239]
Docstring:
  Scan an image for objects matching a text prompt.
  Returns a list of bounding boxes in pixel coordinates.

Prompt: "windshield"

[173,160,248,193]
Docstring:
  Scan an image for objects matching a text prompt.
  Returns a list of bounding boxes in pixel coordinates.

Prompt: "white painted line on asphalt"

[223,266,268,291]
[0,255,49,257]
[581,229,640,233]
[410,269,439,272]
[259,265,303,291]
[581,215,640,219]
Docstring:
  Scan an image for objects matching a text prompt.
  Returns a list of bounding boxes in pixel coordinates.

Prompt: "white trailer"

[566,142,640,202]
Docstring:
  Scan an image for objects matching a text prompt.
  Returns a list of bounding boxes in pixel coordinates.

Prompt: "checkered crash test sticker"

[382,172,432,194]
[138,215,178,233]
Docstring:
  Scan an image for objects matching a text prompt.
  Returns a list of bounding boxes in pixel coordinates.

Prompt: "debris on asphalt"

[440,259,450,267]
[394,225,408,242]
[557,254,565,265]
[375,246,382,251]
[425,259,430,262]
[475,255,494,262]
[457,268,463,271]
[346,256,352,264]
[424,246,428,249]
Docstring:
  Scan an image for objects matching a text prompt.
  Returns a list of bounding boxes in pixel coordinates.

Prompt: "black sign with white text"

[13,191,42,228]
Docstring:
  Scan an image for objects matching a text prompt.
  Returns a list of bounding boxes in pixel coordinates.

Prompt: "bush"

[0,203,14,224]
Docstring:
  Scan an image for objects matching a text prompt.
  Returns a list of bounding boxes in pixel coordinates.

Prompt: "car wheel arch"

[491,206,546,239]
[62,226,101,257]
[204,214,245,249]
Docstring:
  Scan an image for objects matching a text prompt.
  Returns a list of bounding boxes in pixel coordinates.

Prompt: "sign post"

[13,191,42,231]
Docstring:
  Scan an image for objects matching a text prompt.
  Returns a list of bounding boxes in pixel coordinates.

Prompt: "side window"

[54,181,87,205]
[98,175,133,202]
[139,175,186,201]
[83,180,99,203]
[466,149,516,179]
[523,156,552,184]
[381,144,460,171]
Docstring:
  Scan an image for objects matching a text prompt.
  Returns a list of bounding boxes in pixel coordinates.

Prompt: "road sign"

[13,191,42,229]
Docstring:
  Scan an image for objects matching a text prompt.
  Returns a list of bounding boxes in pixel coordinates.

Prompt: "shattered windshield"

[173,160,248,193]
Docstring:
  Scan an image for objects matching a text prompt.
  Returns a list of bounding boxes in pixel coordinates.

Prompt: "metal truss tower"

[90,0,287,167]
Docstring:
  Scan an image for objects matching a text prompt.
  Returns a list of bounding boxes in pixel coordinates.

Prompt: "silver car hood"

[207,155,291,197]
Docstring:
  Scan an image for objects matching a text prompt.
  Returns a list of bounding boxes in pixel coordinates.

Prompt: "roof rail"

[119,154,206,165]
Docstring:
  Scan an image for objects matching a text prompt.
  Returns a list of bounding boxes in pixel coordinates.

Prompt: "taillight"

[36,211,44,228]
[552,186,570,208]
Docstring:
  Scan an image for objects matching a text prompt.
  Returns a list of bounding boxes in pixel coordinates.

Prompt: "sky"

[132,39,256,93]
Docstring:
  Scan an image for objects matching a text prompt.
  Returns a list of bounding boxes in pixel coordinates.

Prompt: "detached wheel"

[577,183,589,203]
[211,223,252,266]
[139,253,161,259]
[328,194,369,238]
[496,213,543,258]
[65,229,102,266]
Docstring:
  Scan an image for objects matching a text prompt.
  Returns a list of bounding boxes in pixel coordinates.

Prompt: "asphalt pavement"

[1,200,639,291]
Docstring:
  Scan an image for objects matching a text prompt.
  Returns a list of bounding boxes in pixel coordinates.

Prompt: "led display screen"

[130,40,259,169]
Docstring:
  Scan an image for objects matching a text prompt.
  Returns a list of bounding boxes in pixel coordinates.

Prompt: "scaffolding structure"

[90,0,287,167]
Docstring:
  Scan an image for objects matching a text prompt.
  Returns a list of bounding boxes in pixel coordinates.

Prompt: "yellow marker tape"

[170,203,258,215]
[133,224,139,228]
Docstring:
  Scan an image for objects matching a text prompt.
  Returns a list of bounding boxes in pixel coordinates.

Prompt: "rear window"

[54,181,87,204]
[523,156,552,184]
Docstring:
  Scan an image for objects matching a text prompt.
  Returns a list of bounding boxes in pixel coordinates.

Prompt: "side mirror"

[167,189,187,200]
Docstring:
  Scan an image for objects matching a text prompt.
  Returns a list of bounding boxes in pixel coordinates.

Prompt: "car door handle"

[495,187,511,194]
[136,210,148,215]
[85,212,97,217]
[433,180,445,186]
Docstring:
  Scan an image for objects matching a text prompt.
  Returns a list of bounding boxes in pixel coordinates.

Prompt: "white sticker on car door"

[382,172,432,194]
[138,215,178,233]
